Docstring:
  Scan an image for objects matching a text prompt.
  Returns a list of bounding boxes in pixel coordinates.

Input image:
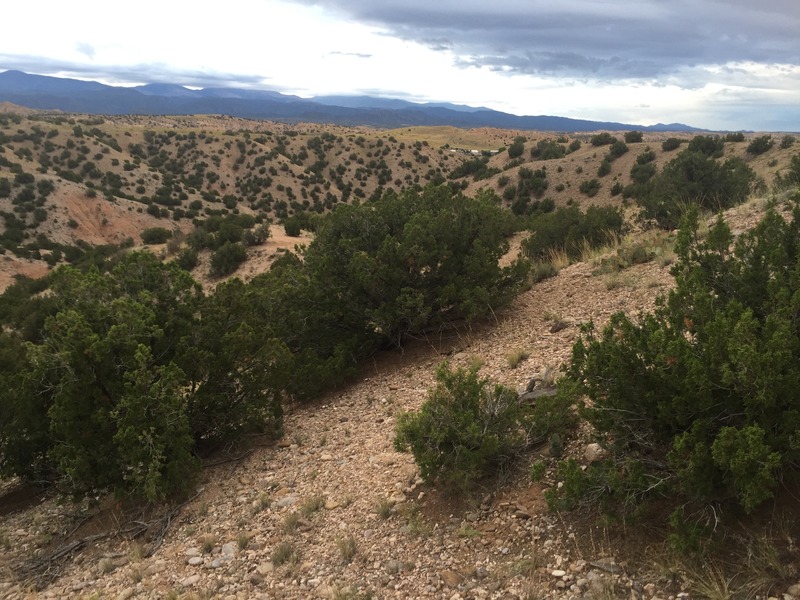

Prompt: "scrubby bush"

[551,205,800,521]
[579,178,601,197]
[661,138,683,152]
[531,139,566,160]
[608,141,629,159]
[522,205,624,261]
[0,253,287,501]
[637,150,754,229]
[687,135,724,157]
[591,133,617,146]
[725,132,745,142]
[249,185,528,400]
[630,161,657,185]
[394,363,530,489]
[507,136,526,159]
[141,227,172,245]
[624,131,643,143]
[210,241,247,277]
[175,247,198,271]
[746,135,774,155]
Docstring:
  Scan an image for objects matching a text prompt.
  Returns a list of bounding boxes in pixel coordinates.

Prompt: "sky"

[1,0,798,131]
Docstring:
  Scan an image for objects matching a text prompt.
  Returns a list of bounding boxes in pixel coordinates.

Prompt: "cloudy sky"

[1,0,798,130]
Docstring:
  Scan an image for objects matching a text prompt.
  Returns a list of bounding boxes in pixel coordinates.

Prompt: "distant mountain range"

[0,70,703,132]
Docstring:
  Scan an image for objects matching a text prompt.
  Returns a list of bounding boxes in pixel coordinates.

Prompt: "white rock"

[584,443,606,463]
[181,574,201,587]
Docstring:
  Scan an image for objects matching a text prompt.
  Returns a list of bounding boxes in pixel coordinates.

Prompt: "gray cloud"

[291,0,800,82]
[0,55,272,89]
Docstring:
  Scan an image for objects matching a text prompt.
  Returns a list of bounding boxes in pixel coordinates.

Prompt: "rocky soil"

[1,197,797,600]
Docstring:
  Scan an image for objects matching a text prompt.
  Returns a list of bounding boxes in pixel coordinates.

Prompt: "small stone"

[221,542,237,557]
[475,567,489,580]
[187,556,203,566]
[185,547,201,557]
[385,559,404,574]
[324,499,340,510]
[115,588,135,600]
[584,443,606,463]
[441,570,463,587]
[387,492,406,505]
[181,574,201,587]
[788,584,800,597]
[275,495,298,508]
[250,573,264,585]
[256,562,274,576]
[551,569,567,577]
[144,560,167,576]
[320,453,334,461]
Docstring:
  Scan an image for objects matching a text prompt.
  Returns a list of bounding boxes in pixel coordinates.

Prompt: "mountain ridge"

[0,70,705,132]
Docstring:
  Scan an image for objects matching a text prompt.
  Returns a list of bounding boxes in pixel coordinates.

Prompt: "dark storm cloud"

[291,0,799,80]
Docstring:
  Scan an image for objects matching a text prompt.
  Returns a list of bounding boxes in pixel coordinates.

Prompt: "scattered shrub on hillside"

[507,136,526,159]
[515,166,549,200]
[661,138,683,152]
[590,133,617,147]
[579,178,601,197]
[687,135,724,157]
[725,132,745,142]
[630,161,657,186]
[746,135,774,156]
[530,139,566,160]
[608,141,629,159]
[394,363,530,490]
[175,247,198,271]
[637,149,754,229]
[522,205,624,262]
[780,135,795,149]
[141,227,172,245]
[624,131,643,143]
[448,156,499,181]
[550,205,800,524]
[284,217,302,236]
[209,241,247,277]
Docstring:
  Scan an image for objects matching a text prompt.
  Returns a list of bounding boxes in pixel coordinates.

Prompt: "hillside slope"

[0,111,795,292]
[3,195,795,599]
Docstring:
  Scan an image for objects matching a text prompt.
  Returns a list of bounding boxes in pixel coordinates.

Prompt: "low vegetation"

[394,362,575,490]
[0,184,527,500]
[548,203,800,544]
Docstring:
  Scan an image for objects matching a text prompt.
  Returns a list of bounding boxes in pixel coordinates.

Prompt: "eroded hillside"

[0,109,796,290]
